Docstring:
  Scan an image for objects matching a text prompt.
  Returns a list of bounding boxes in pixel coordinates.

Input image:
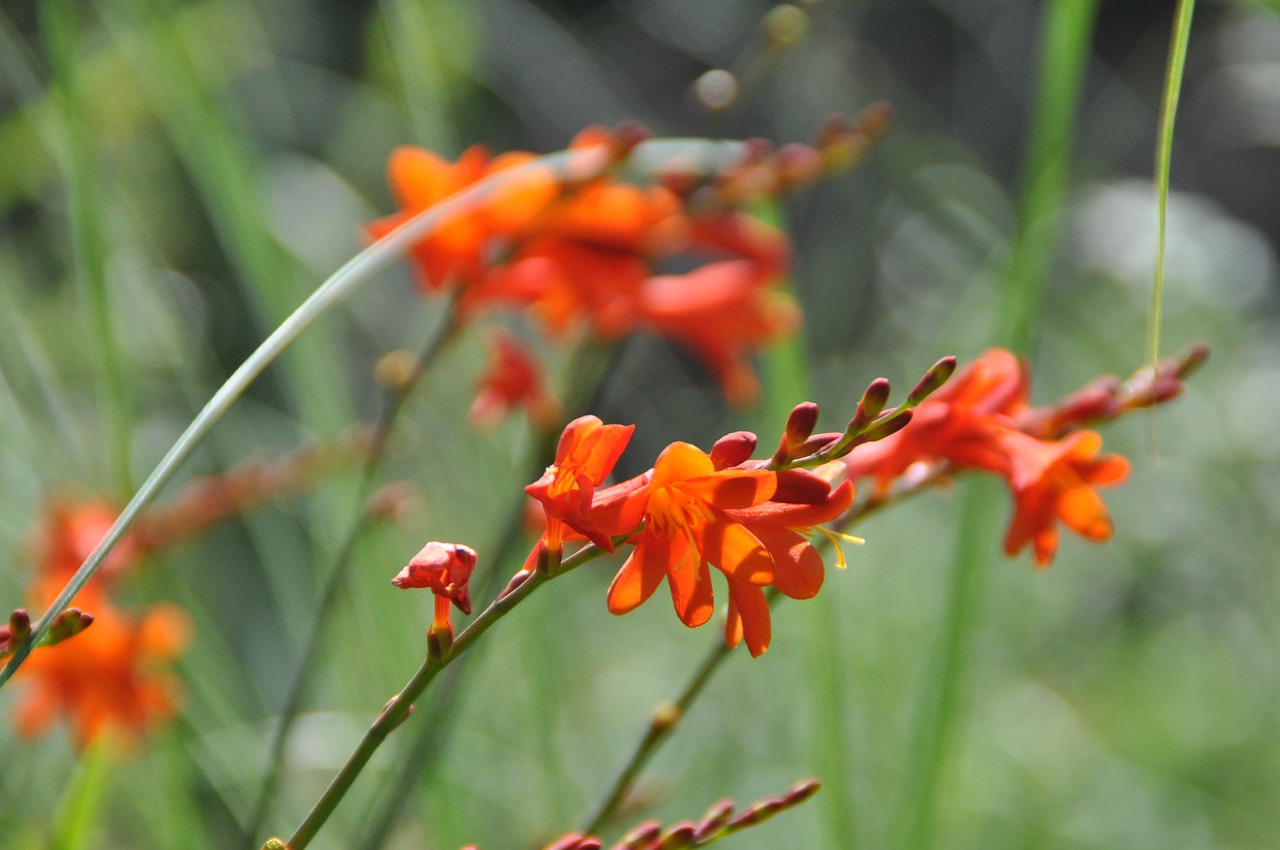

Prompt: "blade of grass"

[1148,0,1196,370]
[898,3,1099,849]
[41,0,134,494]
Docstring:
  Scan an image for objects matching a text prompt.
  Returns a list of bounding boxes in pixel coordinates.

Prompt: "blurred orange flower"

[469,330,559,430]
[842,348,1134,567]
[999,430,1129,567]
[12,603,190,748]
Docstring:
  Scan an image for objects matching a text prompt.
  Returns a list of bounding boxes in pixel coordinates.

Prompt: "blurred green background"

[1,1,1278,848]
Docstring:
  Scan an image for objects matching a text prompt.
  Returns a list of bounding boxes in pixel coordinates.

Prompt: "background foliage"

[1,1,1277,848]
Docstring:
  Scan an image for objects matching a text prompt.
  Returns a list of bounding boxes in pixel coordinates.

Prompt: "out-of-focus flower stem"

[582,635,735,836]
[241,303,460,850]
[283,542,609,850]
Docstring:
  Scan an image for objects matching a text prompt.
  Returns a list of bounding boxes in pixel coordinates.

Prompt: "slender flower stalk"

[280,541,613,850]
[241,309,460,849]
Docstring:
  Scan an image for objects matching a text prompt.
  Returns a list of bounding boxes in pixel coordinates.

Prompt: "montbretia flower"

[393,542,478,639]
[525,415,640,553]
[469,330,558,430]
[841,348,1142,567]
[605,442,778,634]
[365,144,558,292]
[998,429,1129,567]
[12,602,190,748]
[719,470,855,656]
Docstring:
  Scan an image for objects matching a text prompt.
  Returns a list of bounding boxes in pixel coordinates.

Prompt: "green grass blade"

[1000,0,1100,353]
[1149,0,1196,368]
[41,0,134,493]
[899,3,1099,848]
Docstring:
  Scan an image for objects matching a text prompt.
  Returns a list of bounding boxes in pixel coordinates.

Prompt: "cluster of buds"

[0,607,93,659]
[456,778,821,850]
[842,345,1207,566]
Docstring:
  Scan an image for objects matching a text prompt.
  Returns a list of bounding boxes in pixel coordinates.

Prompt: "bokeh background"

[2,1,1278,848]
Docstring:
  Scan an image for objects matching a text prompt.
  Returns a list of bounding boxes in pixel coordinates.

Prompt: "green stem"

[241,306,460,849]
[1148,0,1196,368]
[41,0,133,493]
[582,635,735,837]
[284,543,608,850]
[0,136,749,691]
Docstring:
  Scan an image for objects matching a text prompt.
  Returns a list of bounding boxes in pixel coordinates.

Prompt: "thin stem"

[284,543,609,850]
[1148,1,1196,370]
[0,136,749,691]
[582,636,735,837]
[240,306,460,849]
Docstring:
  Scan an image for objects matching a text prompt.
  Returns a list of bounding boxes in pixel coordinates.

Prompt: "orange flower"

[999,430,1130,567]
[605,442,777,632]
[842,348,1028,490]
[469,330,559,430]
[27,497,141,610]
[12,602,190,748]
[392,542,478,638]
[719,470,855,656]
[525,415,641,552]
[639,259,798,405]
[365,144,557,292]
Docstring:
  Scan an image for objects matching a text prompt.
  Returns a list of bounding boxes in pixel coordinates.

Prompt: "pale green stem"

[285,543,609,850]
[1148,0,1196,368]
[0,136,749,690]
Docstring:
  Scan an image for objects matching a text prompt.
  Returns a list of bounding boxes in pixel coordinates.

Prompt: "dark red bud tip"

[850,378,892,431]
[693,800,736,842]
[657,822,696,848]
[618,820,663,848]
[785,402,821,450]
[710,431,758,470]
[543,834,591,850]
[9,608,31,639]
[783,777,822,805]
[1176,341,1211,377]
[499,569,533,600]
[907,356,957,405]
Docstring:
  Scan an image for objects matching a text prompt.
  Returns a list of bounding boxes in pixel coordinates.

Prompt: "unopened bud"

[651,700,682,734]
[617,820,663,848]
[373,349,420,394]
[861,409,913,443]
[427,623,454,661]
[261,839,290,850]
[45,608,93,646]
[543,834,592,850]
[785,402,820,450]
[710,431,758,470]
[849,378,891,432]
[1175,341,1210,378]
[499,569,534,600]
[657,821,696,848]
[8,609,31,643]
[907,355,957,406]
[782,777,821,804]
[693,800,735,841]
